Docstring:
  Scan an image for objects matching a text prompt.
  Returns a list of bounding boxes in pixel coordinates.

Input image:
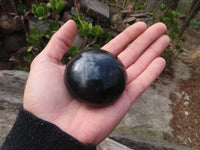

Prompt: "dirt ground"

[163,27,200,149]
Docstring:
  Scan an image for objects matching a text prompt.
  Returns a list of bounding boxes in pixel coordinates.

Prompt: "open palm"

[23,20,169,145]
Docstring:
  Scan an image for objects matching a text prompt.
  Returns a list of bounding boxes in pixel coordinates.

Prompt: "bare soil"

[163,27,200,149]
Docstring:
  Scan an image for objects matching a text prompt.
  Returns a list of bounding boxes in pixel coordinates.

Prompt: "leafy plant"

[32,3,49,20]
[190,19,200,31]
[27,28,43,46]
[27,0,66,57]
[27,28,44,53]
[149,9,157,22]
[67,46,80,59]
[160,10,179,40]
[45,21,60,38]
[23,54,34,63]
[32,0,66,21]
[159,0,172,11]
[15,66,30,72]
[25,1,111,67]
[133,0,147,10]
[175,9,186,18]
[73,13,111,50]
[17,4,28,15]
[176,37,186,54]
[47,0,66,20]
[27,21,60,53]
[160,9,186,57]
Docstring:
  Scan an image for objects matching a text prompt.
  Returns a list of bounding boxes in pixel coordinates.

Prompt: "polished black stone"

[64,49,127,106]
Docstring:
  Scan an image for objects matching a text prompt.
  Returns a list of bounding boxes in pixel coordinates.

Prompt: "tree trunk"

[145,0,164,11]
[179,0,200,37]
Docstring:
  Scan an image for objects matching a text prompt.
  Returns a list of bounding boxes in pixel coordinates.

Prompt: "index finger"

[102,22,147,55]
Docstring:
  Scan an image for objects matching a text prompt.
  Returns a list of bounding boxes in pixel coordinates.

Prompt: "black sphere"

[64,49,127,106]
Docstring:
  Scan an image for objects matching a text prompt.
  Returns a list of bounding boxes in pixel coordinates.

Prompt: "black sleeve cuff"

[1,108,96,150]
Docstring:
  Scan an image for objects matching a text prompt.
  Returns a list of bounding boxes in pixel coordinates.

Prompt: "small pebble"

[184,111,189,116]
[183,101,189,107]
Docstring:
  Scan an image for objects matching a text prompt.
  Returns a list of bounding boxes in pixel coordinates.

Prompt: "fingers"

[126,57,166,103]
[118,23,167,68]
[127,35,170,83]
[42,20,77,61]
[102,22,147,55]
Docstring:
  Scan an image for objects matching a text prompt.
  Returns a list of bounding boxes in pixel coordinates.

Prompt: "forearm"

[1,108,96,150]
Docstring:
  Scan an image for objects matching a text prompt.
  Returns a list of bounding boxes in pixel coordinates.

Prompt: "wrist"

[2,108,96,150]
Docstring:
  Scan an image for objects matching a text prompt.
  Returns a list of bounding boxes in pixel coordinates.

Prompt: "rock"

[184,111,189,116]
[97,138,134,150]
[123,16,136,24]
[2,32,27,54]
[29,17,48,33]
[0,70,197,150]
[0,62,9,70]
[70,7,76,16]
[110,130,199,150]
[110,14,122,25]
[183,101,189,106]
[0,100,21,145]
[72,35,87,50]
[80,0,110,22]
[0,70,28,145]
[116,125,164,141]
[118,80,174,136]
[0,47,10,61]
[0,70,28,104]
[62,11,72,22]
[177,135,184,142]
[0,14,23,34]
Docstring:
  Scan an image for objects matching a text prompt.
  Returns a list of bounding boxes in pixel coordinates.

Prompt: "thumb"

[42,20,77,61]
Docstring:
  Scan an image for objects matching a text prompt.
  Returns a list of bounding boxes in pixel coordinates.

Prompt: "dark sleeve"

[1,108,96,150]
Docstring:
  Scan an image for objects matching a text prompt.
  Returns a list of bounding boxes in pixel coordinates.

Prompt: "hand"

[23,20,170,145]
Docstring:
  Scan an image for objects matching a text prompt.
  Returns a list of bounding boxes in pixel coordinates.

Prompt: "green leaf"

[50,0,56,7]
[49,21,60,30]
[55,2,66,14]
[81,21,90,35]
[45,22,60,38]
[27,28,43,45]
[39,3,48,9]
[27,46,34,52]
[93,44,101,49]
[92,25,103,37]
[69,46,79,57]
[32,4,37,15]
[15,66,29,72]
[31,28,41,36]
[47,2,52,9]
[179,37,186,42]
[170,32,178,40]
[88,23,93,30]
[23,54,34,63]
[178,49,184,54]
[17,4,27,14]
[175,45,181,49]
[36,7,45,18]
